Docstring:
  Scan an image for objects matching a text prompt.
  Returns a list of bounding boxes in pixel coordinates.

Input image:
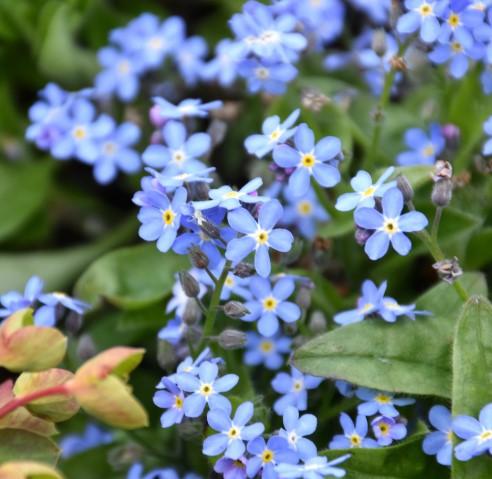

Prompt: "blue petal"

[203,433,229,456]
[255,245,271,278]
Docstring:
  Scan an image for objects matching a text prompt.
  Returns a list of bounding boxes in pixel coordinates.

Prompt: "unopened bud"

[177,419,204,440]
[432,160,453,181]
[207,119,228,147]
[218,329,247,350]
[108,443,143,470]
[200,220,221,240]
[284,322,298,336]
[233,262,255,278]
[355,227,372,246]
[183,299,202,325]
[184,325,202,343]
[189,246,209,269]
[187,181,210,201]
[431,179,453,207]
[441,123,460,149]
[372,29,387,57]
[432,257,463,284]
[77,334,97,361]
[223,301,250,319]
[397,175,414,202]
[301,88,330,112]
[157,340,177,370]
[390,56,406,71]
[296,286,312,310]
[309,311,327,334]
[179,271,200,298]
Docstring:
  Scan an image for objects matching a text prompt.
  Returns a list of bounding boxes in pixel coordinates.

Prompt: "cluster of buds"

[431,160,453,208]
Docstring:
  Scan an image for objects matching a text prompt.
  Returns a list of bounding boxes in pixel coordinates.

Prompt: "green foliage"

[0,428,60,465]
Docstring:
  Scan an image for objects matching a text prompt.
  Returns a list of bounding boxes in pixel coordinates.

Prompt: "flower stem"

[197,260,231,354]
[0,384,69,419]
[431,207,443,243]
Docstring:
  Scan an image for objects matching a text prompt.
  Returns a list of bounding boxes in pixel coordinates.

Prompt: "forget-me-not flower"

[356,388,415,418]
[201,39,245,87]
[396,0,446,43]
[214,456,248,479]
[238,59,298,95]
[0,276,44,319]
[422,405,453,466]
[60,424,112,458]
[275,454,351,479]
[279,406,318,460]
[174,36,208,87]
[371,416,407,446]
[244,332,292,370]
[153,377,186,427]
[153,97,223,120]
[396,124,445,166]
[35,292,90,327]
[329,413,378,449]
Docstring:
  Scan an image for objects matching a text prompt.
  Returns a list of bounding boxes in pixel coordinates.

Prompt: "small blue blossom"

[335,381,356,398]
[60,424,112,458]
[371,416,407,446]
[482,116,492,155]
[203,401,265,459]
[356,388,415,418]
[438,0,484,48]
[193,178,268,211]
[396,124,445,166]
[238,59,298,95]
[175,361,239,417]
[247,436,298,479]
[354,188,429,260]
[126,463,181,479]
[397,1,446,44]
[242,276,301,337]
[275,454,351,479]
[379,295,429,322]
[158,317,187,345]
[271,367,323,415]
[153,377,186,427]
[0,276,44,319]
[142,121,211,171]
[226,200,294,278]
[329,413,378,449]
[174,36,208,86]
[244,109,300,159]
[279,406,317,460]
[453,403,492,461]
[244,332,292,370]
[350,0,390,24]
[146,165,216,190]
[273,124,341,197]
[136,187,188,253]
[335,167,396,212]
[202,39,245,87]
[214,456,248,479]
[35,292,90,327]
[153,97,223,120]
[422,405,453,466]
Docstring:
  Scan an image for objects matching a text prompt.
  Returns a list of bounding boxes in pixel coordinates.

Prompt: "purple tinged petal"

[429,405,452,432]
[339,413,355,436]
[242,422,265,440]
[184,394,206,417]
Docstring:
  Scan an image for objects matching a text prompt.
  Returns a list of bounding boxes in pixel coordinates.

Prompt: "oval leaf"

[0,429,60,465]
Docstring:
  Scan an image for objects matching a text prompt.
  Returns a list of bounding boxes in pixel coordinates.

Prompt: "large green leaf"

[324,434,446,479]
[293,273,486,397]
[0,162,52,242]
[452,296,492,478]
[0,428,60,464]
[74,244,188,309]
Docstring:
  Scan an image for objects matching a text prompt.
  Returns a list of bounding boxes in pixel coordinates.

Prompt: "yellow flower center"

[255,229,269,245]
[72,126,87,140]
[261,449,275,463]
[292,380,303,392]
[375,394,392,404]
[378,423,390,436]
[172,151,185,163]
[52,292,67,300]
[300,153,316,168]
[260,340,274,353]
[359,302,374,313]
[117,60,130,74]
[199,383,214,397]
[148,36,164,50]
[225,276,235,288]
[361,186,376,198]
[162,209,176,226]
[228,426,240,439]
[382,219,399,235]
[479,430,492,442]
[255,67,270,79]
[263,296,278,311]
[174,396,183,409]
[103,142,117,155]
[297,200,313,216]
[418,3,433,16]
[448,13,460,27]
[224,190,241,199]
[269,128,281,141]
[451,41,464,53]
[383,300,399,310]
[447,430,454,442]
[349,434,362,447]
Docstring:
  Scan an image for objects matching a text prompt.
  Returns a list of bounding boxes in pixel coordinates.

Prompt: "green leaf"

[59,445,117,479]
[293,273,487,398]
[324,434,445,478]
[465,228,492,269]
[0,428,60,464]
[452,296,492,478]
[0,162,52,242]
[74,244,188,309]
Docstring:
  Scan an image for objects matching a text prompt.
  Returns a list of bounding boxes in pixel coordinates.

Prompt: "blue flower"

[437,1,484,48]
[271,367,323,415]
[153,377,186,427]
[397,0,446,43]
[482,116,492,155]
[175,360,239,417]
[245,109,300,159]
[356,388,415,417]
[142,121,211,171]
[202,39,245,87]
[350,0,390,24]
[279,406,317,460]
[371,416,407,446]
[35,292,90,327]
[329,413,378,449]
[335,167,396,212]
[203,401,265,459]
[126,463,180,479]
[379,295,429,322]
[60,424,112,458]
[136,187,188,253]
[0,276,44,319]
[273,124,341,197]
[335,380,356,398]
[193,178,269,211]
[214,457,248,479]
[242,276,301,337]
[354,188,429,260]
[396,124,445,166]
[158,317,187,345]
[244,332,292,370]
[282,186,329,240]
[92,120,141,184]
[153,97,223,120]
[247,436,298,479]
[199,260,252,300]
[453,403,492,461]
[95,47,144,102]
[174,36,208,86]
[146,165,216,190]
[422,405,453,466]
[238,59,298,95]
[275,454,351,479]
[166,271,206,317]
[226,200,294,278]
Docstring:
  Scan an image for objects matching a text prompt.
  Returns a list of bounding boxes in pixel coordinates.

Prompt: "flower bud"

[217,329,247,350]
[432,160,453,181]
[187,181,210,201]
[179,271,200,298]
[372,29,387,57]
[183,299,202,325]
[355,227,372,246]
[149,105,165,128]
[431,178,453,207]
[77,334,97,361]
[157,340,177,370]
[200,220,221,240]
[396,175,414,203]
[189,246,209,269]
[296,286,312,311]
[223,301,250,319]
[184,325,202,343]
[284,322,298,336]
[177,419,204,440]
[233,262,255,278]
[432,257,463,284]
[309,310,327,334]
[301,88,330,112]
[441,123,460,150]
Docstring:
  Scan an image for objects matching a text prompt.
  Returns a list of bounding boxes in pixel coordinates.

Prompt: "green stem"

[197,261,231,354]
[431,207,443,243]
